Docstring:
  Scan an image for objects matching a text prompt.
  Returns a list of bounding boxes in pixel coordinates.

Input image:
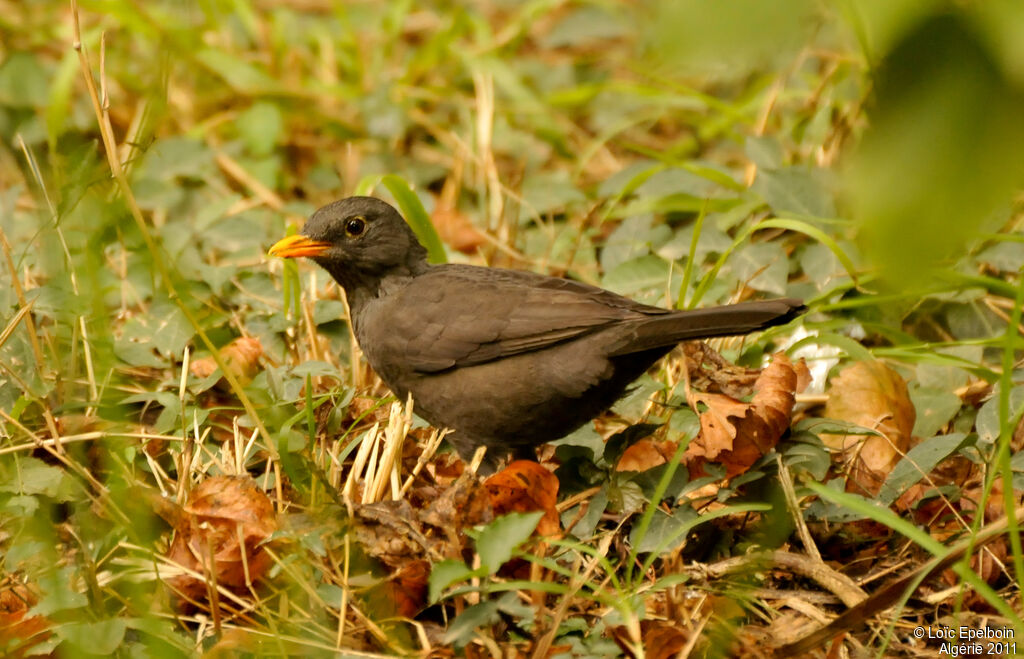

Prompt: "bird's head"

[269,197,428,281]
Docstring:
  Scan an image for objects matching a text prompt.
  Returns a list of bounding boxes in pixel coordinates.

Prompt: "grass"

[2,1,1024,657]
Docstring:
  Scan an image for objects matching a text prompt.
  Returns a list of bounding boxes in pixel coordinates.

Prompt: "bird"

[269,196,805,473]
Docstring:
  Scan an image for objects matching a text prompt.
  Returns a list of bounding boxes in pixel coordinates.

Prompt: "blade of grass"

[762,217,860,286]
[356,174,447,264]
[787,332,874,363]
[625,438,689,587]
[995,273,1024,588]
[678,200,706,309]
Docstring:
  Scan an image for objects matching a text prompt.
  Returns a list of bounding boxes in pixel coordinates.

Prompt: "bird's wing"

[375,265,664,373]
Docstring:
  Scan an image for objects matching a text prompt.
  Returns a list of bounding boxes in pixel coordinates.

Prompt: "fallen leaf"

[823,360,915,496]
[684,341,761,398]
[616,438,679,472]
[355,499,429,568]
[485,461,561,537]
[422,473,494,542]
[610,620,688,659]
[431,206,486,254]
[0,583,50,657]
[189,336,264,389]
[685,353,807,478]
[164,476,277,608]
[367,560,430,619]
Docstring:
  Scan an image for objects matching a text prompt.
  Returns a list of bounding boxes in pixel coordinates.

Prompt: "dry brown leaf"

[354,499,430,568]
[343,394,391,427]
[616,438,679,472]
[683,341,761,398]
[428,451,466,481]
[422,473,494,542]
[610,620,688,659]
[189,336,264,389]
[485,460,561,537]
[366,559,431,619]
[823,360,915,497]
[685,353,807,479]
[164,475,277,607]
[431,206,486,254]
[0,583,50,657]
[951,476,1024,586]
[188,337,267,443]
[642,621,689,659]
[893,447,973,517]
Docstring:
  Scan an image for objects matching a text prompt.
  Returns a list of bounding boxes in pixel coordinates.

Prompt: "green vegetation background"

[2,0,1024,655]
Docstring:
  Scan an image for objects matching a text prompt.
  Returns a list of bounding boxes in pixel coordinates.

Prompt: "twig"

[777,505,1024,655]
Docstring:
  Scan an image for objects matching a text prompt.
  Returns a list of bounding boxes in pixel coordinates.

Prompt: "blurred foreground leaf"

[846,11,1024,288]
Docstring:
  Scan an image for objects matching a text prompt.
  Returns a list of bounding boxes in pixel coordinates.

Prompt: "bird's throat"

[315,259,421,312]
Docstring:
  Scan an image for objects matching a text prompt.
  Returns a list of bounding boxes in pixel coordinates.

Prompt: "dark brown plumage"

[270,196,805,472]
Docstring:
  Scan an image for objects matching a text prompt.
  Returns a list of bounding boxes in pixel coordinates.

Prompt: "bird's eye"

[345,216,366,237]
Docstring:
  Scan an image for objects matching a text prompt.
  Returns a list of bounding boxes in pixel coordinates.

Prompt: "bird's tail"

[610,298,806,356]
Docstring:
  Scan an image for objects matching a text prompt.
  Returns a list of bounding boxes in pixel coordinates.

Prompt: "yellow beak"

[268,234,332,258]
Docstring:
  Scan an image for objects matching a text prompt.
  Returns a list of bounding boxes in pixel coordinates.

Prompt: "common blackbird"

[270,196,804,472]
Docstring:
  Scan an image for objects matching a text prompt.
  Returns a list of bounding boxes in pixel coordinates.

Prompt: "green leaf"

[33,566,88,615]
[196,48,277,92]
[799,242,842,292]
[290,360,341,379]
[564,486,608,540]
[58,618,127,655]
[1012,450,1024,490]
[0,457,65,497]
[635,167,725,199]
[782,432,831,480]
[613,480,647,516]
[136,137,214,181]
[745,136,784,170]
[114,304,193,367]
[909,385,963,438]
[977,386,1024,444]
[877,433,968,506]
[754,167,836,219]
[600,214,658,271]
[728,242,788,296]
[601,254,675,300]
[613,194,738,218]
[316,583,344,606]
[120,391,179,408]
[631,503,768,554]
[235,154,282,192]
[520,170,587,216]
[795,417,884,438]
[3,495,40,516]
[0,53,49,107]
[428,559,477,603]
[475,511,543,573]
[313,299,348,326]
[658,220,731,263]
[442,601,500,646]
[237,101,284,157]
[978,240,1024,273]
